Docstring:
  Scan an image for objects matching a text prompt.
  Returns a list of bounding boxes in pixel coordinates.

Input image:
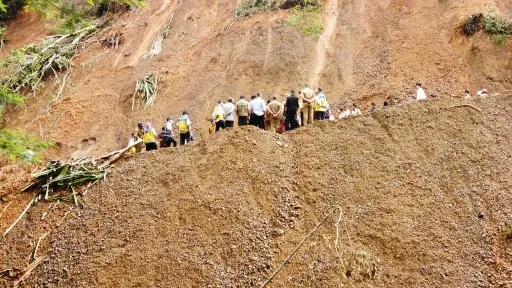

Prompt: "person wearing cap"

[478,88,488,97]
[300,84,315,125]
[133,122,145,153]
[267,96,284,133]
[176,111,192,145]
[160,117,177,148]
[464,89,471,99]
[143,122,158,151]
[223,97,235,128]
[416,82,427,101]
[314,88,328,120]
[236,95,250,126]
[212,101,226,131]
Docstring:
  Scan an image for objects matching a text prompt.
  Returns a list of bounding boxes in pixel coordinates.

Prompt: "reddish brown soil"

[1,0,511,157]
[1,96,511,287]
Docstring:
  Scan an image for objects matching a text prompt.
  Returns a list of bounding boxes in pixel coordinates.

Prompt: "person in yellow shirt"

[267,96,284,133]
[300,84,315,125]
[143,122,158,151]
[314,88,328,120]
[176,111,192,145]
[212,101,226,132]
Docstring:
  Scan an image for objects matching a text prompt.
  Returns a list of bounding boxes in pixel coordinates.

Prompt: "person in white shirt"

[416,82,427,101]
[249,93,266,129]
[351,103,362,116]
[339,105,351,119]
[464,89,471,99]
[223,97,235,128]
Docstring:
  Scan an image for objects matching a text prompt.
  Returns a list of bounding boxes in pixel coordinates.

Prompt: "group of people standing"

[211,85,336,133]
[130,111,193,152]
[130,81,490,152]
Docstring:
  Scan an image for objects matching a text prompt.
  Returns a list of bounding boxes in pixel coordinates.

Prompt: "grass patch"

[504,226,512,240]
[234,0,319,20]
[286,2,323,37]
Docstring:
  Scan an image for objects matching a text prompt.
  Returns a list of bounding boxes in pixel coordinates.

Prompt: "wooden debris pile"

[2,139,142,239]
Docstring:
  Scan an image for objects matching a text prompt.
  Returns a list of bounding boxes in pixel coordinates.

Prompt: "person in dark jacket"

[284,90,300,131]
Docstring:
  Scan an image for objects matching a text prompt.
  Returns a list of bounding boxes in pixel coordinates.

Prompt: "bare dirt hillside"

[1,95,511,287]
[1,0,511,157]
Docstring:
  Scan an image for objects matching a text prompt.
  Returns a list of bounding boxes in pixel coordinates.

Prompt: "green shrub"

[482,15,512,35]
[286,2,323,37]
[0,0,24,21]
[234,0,318,20]
[49,2,94,35]
[504,226,512,240]
[0,129,55,162]
[491,34,508,46]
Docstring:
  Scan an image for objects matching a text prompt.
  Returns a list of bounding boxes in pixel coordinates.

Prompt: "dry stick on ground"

[13,254,48,288]
[447,104,482,112]
[99,139,143,169]
[260,206,343,288]
[43,71,71,114]
[0,201,14,219]
[31,232,49,261]
[2,196,36,239]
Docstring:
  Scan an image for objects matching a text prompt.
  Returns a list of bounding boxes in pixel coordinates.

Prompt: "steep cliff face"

[3,0,511,156]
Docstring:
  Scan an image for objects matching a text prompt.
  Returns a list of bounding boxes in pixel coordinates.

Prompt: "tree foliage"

[0,129,55,161]
[0,0,146,16]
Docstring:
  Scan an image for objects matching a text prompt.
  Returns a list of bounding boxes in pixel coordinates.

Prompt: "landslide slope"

[1,95,511,287]
[1,0,511,157]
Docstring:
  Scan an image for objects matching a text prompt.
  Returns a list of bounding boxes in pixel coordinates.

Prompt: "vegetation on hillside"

[0,129,55,161]
[286,1,323,37]
[463,12,512,46]
[234,0,319,20]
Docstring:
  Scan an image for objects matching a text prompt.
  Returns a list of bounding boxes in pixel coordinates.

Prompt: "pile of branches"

[2,139,141,238]
[132,73,158,110]
[21,160,108,202]
[0,25,97,93]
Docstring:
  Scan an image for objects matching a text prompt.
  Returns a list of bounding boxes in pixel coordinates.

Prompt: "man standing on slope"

[284,90,300,131]
[236,95,250,126]
[301,84,316,125]
[314,88,328,120]
[176,111,192,145]
[249,93,266,129]
[416,82,427,101]
[223,97,235,128]
[267,96,284,133]
[212,101,226,132]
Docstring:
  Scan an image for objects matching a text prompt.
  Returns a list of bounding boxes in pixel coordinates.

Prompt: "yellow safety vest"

[314,95,327,112]
[177,117,189,133]
[143,129,156,143]
[213,106,224,121]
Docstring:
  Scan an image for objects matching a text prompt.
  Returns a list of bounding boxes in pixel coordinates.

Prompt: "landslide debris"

[1,95,512,287]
